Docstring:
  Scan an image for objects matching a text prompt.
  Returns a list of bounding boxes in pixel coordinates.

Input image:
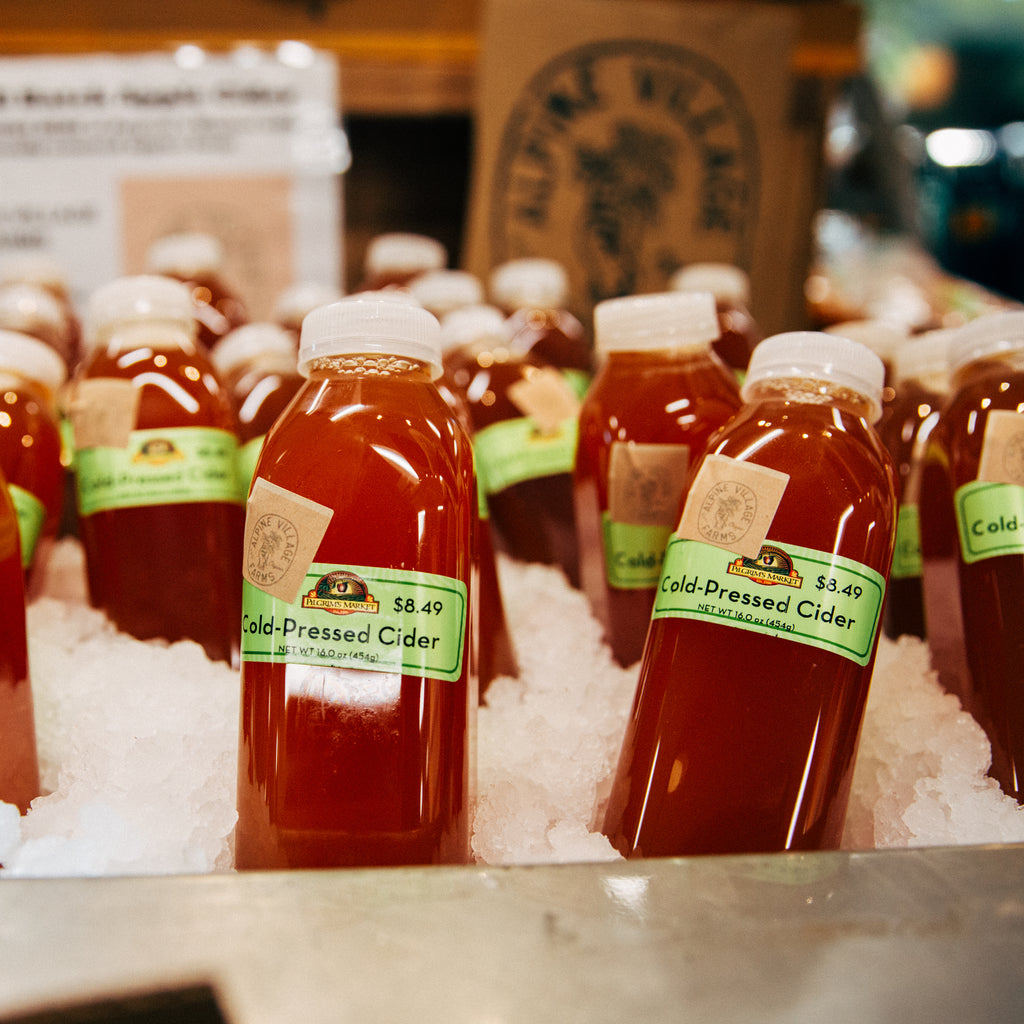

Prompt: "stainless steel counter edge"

[1,844,1023,1024]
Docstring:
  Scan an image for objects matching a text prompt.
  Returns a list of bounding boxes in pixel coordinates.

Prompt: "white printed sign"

[0,48,346,317]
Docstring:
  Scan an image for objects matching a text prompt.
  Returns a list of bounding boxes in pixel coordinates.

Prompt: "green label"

[472,416,578,495]
[8,483,44,568]
[955,480,1024,563]
[891,503,923,579]
[241,562,468,681]
[563,368,592,401]
[602,513,672,588]
[237,435,264,500]
[75,427,242,515]
[653,537,886,666]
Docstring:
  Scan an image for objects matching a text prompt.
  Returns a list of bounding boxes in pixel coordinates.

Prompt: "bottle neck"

[744,377,876,421]
[88,319,198,357]
[952,347,1024,390]
[306,353,436,382]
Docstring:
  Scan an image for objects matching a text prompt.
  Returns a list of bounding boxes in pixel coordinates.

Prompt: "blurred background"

[1,0,1022,308]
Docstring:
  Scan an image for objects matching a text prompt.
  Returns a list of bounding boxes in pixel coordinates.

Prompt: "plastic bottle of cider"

[210,322,303,499]
[360,232,448,291]
[438,305,520,695]
[574,291,742,667]
[919,311,1024,801]
[71,275,244,665]
[489,257,593,398]
[235,295,476,869]
[878,328,952,640]
[442,302,582,586]
[0,467,41,814]
[669,262,762,377]
[603,331,897,856]
[145,231,249,352]
[0,329,67,581]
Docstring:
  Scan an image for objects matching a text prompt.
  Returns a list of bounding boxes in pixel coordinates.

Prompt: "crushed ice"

[2,538,1023,877]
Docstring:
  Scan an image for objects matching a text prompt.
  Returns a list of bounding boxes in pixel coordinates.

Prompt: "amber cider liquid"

[235,359,475,868]
[0,480,40,814]
[574,349,741,666]
[878,378,944,640]
[0,373,65,572]
[76,343,243,665]
[436,369,518,696]
[506,307,593,377]
[603,390,896,856]
[920,359,1024,800]
[445,345,580,586]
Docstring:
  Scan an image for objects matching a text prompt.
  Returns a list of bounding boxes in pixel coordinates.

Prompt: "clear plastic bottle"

[0,254,82,370]
[439,304,521,695]
[210,322,303,499]
[825,319,906,417]
[574,291,742,667]
[0,329,67,581]
[0,467,40,814]
[235,295,476,868]
[408,269,484,321]
[145,231,249,352]
[919,311,1024,800]
[443,302,582,586]
[489,257,593,398]
[878,328,952,640]
[71,275,244,664]
[0,283,76,370]
[669,262,762,377]
[272,281,344,343]
[360,232,448,291]
[603,331,896,856]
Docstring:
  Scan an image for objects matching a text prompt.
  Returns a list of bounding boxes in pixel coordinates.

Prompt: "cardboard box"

[463,0,862,336]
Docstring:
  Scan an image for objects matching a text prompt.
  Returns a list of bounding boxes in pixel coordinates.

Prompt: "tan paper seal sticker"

[978,410,1024,486]
[676,454,790,559]
[608,441,690,527]
[244,477,334,604]
[507,367,581,434]
[67,378,139,450]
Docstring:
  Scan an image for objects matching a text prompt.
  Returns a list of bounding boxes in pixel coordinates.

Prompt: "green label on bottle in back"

[8,483,44,568]
[891,503,923,579]
[237,435,264,500]
[75,427,242,515]
[602,513,672,588]
[955,480,1024,563]
[472,416,578,495]
[241,562,468,681]
[653,537,885,666]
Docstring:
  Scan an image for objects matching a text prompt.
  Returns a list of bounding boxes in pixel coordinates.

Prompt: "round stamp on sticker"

[246,512,299,587]
[697,480,757,546]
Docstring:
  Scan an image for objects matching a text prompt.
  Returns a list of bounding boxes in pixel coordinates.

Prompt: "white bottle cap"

[145,232,225,277]
[298,294,442,378]
[85,275,195,349]
[364,233,447,277]
[0,283,67,337]
[0,253,68,291]
[489,258,569,310]
[594,291,719,355]
[669,263,750,306]
[824,319,906,364]
[742,330,885,423]
[438,304,511,355]
[211,322,298,379]
[948,310,1024,373]
[408,270,484,318]
[0,328,68,394]
[892,328,956,385]
[272,281,345,328]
